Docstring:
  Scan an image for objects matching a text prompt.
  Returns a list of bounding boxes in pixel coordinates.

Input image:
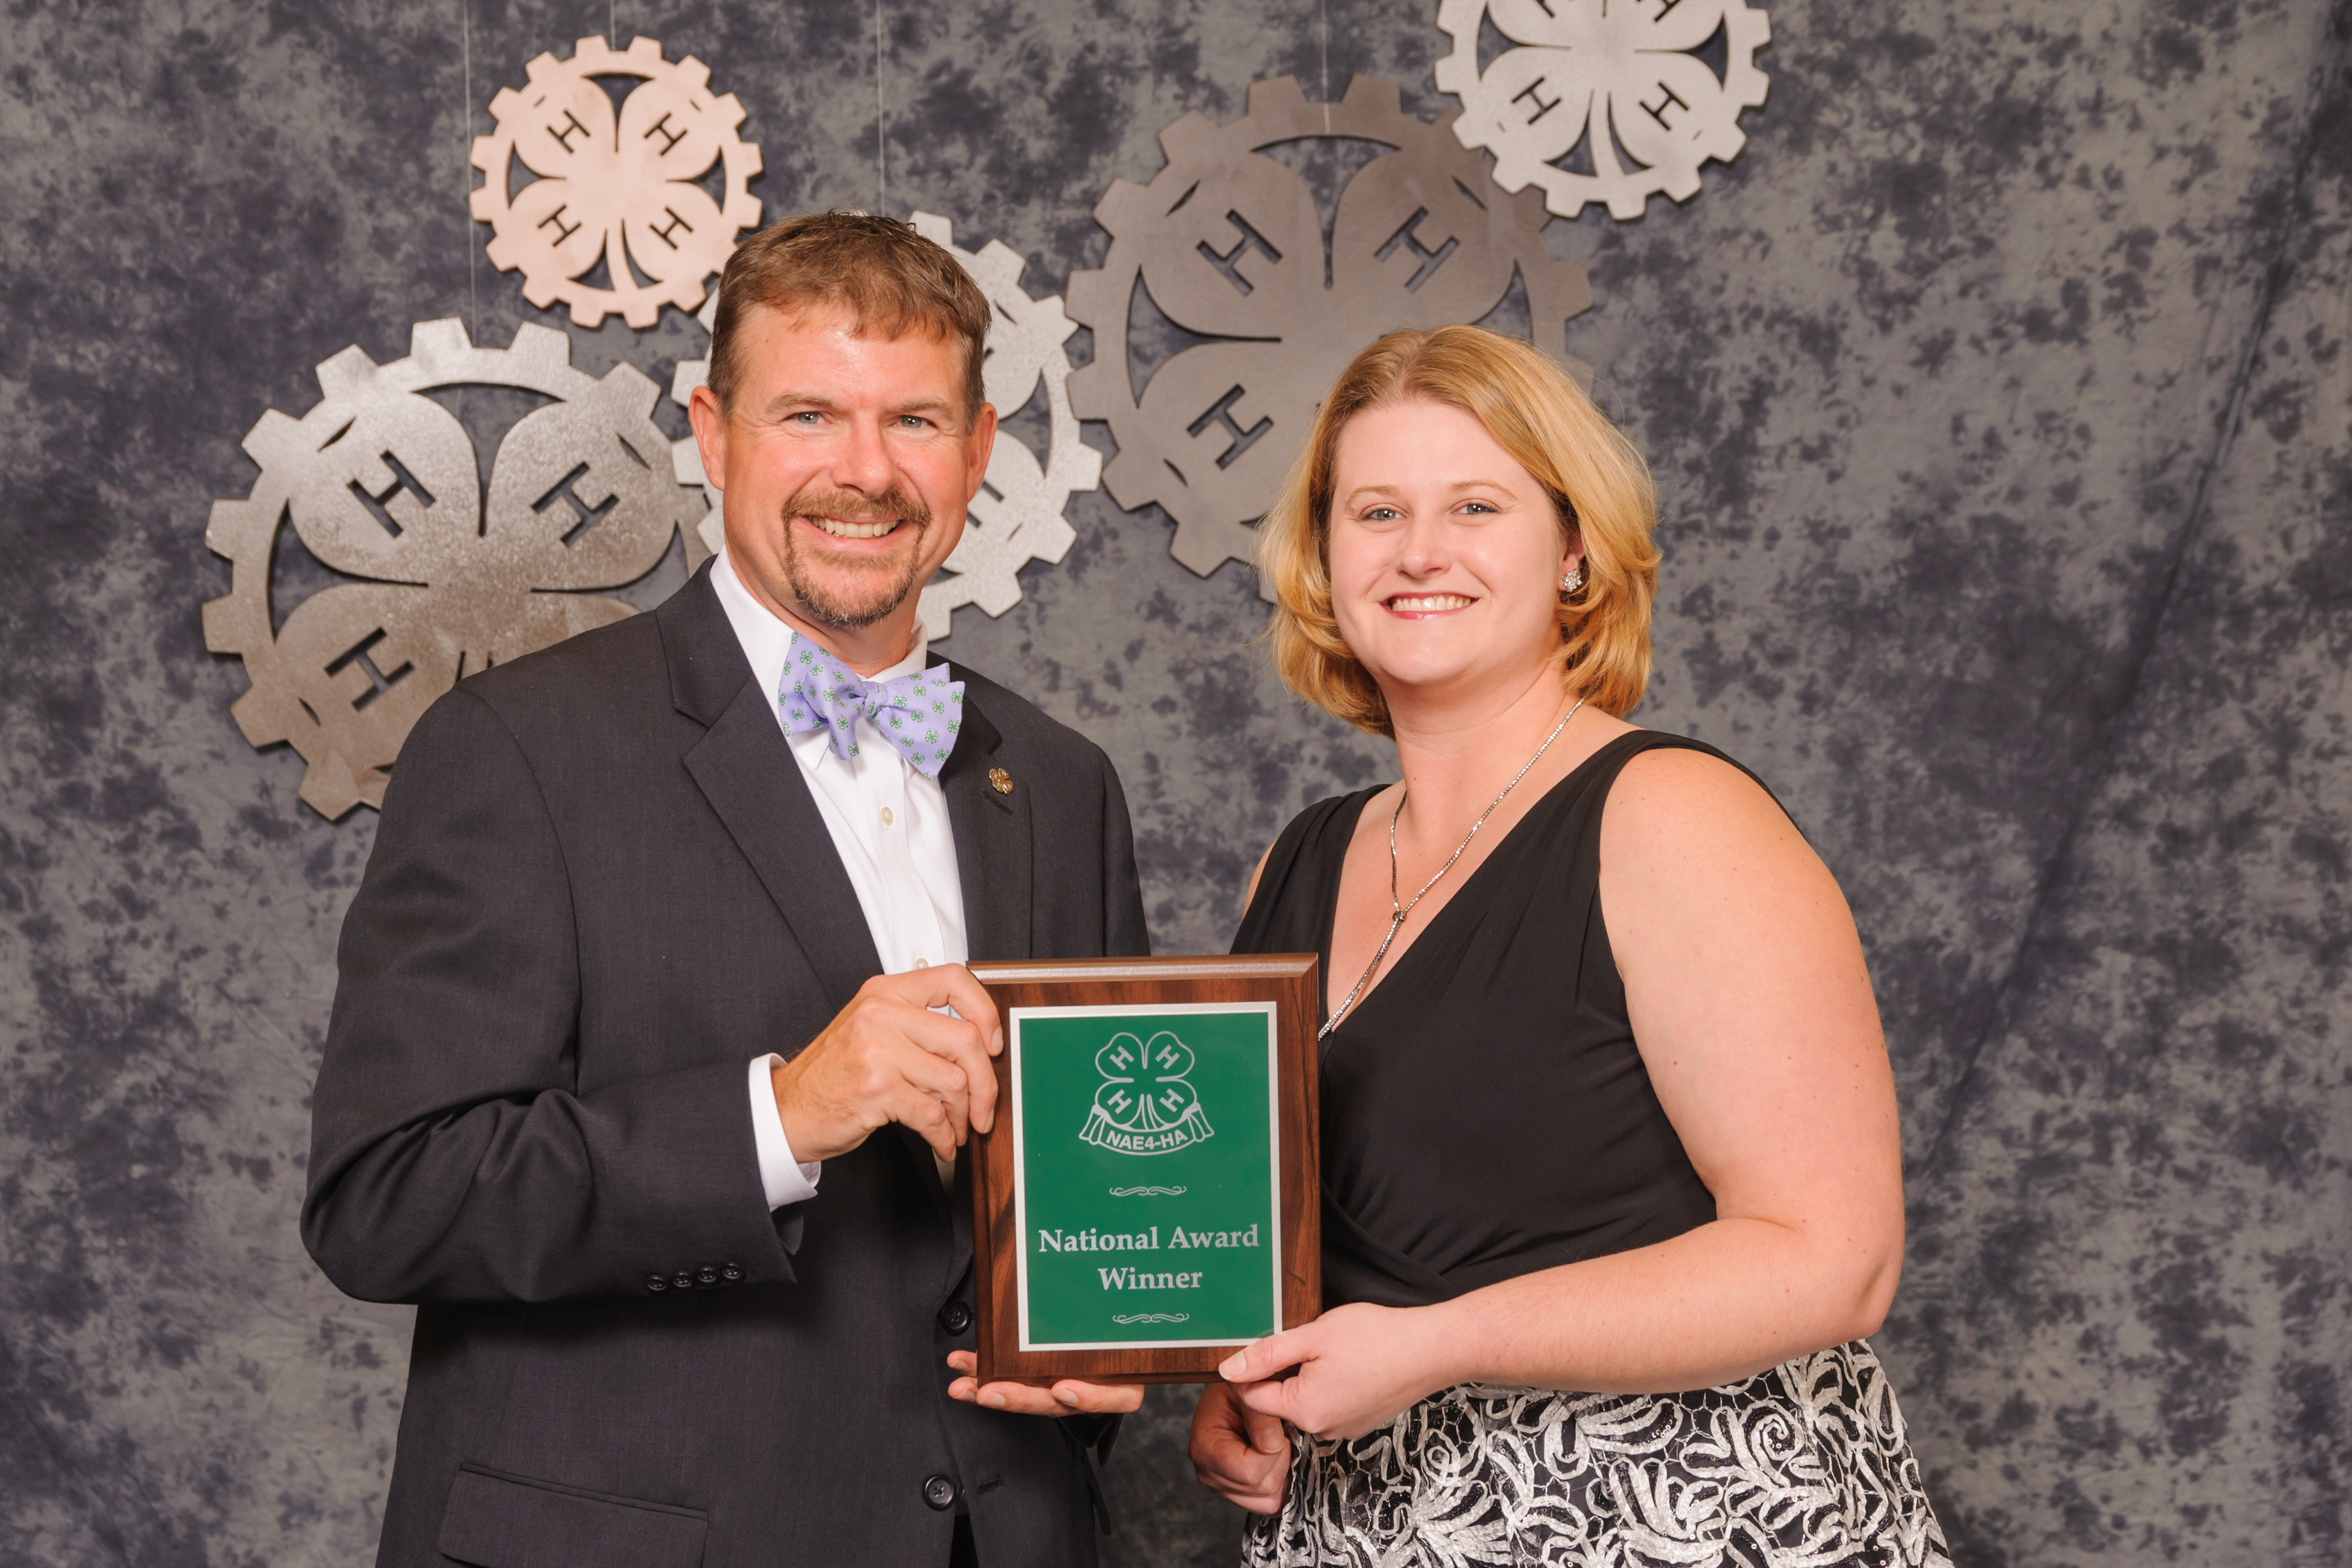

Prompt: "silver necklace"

[1320,696,1587,1040]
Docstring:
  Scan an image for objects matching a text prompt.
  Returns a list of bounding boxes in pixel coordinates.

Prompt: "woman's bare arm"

[1188,836,1300,1511]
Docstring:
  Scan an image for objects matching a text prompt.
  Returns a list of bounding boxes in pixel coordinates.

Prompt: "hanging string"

[1320,0,1332,129]
[461,0,477,338]
[874,0,887,210]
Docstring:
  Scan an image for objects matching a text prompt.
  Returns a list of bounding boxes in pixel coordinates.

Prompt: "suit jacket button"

[721,1263,744,1283]
[938,1301,973,1335]
[922,1474,959,1511]
[646,1275,670,1293]
[672,1271,695,1292]
[696,1266,721,1287]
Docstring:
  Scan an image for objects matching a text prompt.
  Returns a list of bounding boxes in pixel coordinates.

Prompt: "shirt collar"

[709,546,935,713]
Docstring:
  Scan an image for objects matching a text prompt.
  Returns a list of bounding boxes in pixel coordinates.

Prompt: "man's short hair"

[706,211,990,419]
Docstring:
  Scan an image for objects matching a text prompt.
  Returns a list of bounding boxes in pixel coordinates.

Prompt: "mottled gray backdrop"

[3,1,2347,1563]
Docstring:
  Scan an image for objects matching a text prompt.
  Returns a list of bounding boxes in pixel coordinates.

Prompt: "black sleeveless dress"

[1232,732,1950,1568]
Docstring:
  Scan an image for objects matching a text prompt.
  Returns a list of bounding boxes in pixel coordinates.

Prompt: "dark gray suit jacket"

[302,564,1151,1568]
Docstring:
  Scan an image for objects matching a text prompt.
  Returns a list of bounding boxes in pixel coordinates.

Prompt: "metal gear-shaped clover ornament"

[670,216,1101,640]
[1065,76,1592,581]
[203,320,707,819]
[470,35,764,329]
[1435,0,1771,221]
[670,291,729,564]
[907,212,1099,640]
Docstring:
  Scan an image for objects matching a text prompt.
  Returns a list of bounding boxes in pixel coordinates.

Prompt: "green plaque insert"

[1010,1003,1282,1351]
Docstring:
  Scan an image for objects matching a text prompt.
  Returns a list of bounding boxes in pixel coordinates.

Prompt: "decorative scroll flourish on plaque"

[203,321,707,819]
[1065,76,1592,581]
[670,216,1100,639]
[1434,0,1770,221]
[470,35,764,328]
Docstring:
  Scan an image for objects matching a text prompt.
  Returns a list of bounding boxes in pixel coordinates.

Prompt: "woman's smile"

[1382,592,1478,615]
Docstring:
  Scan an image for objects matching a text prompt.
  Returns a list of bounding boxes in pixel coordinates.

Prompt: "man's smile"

[804,514,909,541]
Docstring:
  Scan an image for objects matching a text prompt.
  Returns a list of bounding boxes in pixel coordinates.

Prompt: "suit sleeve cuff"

[749,1054,822,1210]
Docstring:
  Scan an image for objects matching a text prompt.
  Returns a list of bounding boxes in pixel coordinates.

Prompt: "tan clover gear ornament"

[1064,76,1593,580]
[203,320,708,819]
[470,35,763,329]
[1434,0,1770,221]
[670,220,1102,641]
[908,212,1099,641]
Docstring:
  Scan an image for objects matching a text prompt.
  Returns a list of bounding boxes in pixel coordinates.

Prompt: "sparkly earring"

[1560,566,1586,593]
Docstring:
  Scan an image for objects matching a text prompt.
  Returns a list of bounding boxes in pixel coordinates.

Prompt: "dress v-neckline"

[1312,733,1643,1035]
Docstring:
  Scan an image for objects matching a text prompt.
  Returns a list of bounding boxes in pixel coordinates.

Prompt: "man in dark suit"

[303,212,1148,1568]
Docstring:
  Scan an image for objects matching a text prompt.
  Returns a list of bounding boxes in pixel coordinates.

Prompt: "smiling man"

[302,212,1149,1568]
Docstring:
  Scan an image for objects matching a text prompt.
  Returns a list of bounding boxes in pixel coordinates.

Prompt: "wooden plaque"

[967,955,1320,1384]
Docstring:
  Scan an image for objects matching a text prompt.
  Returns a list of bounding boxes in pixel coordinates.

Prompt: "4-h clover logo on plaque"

[1081,1031,1215,1154]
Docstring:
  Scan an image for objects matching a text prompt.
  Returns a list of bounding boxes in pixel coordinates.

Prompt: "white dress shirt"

[709,549,970,1208]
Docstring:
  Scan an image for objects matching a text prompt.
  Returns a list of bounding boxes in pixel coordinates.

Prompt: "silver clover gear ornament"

[669,291,729,563]
[1064,75,1592,581]
[1435,0,1771,221]
[203,319,708,819]
[908,212,1098,640]
[470,34,763,329]
[670,216,1101,640]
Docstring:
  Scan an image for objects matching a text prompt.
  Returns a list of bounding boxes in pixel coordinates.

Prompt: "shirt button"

[912,957,928,969]
[938,1301,973,1335]
[921,1474,959,1511]
[721,1263,744,1283]
[672,1271,695,1292]
[646,1275,670,1293]
[879,806,894,826]
[696,1266,721,1288]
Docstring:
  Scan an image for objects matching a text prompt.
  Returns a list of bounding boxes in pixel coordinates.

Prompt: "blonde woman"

[1190,326,1950,1567]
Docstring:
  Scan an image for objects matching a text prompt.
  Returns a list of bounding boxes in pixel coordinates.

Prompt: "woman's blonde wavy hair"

[1258,325,1659,736]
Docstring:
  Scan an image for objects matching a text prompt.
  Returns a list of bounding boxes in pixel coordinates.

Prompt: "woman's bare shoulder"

[1601,742,1806,872]
[1245,841,1275,908]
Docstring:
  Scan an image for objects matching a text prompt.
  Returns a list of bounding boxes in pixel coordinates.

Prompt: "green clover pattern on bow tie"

[777,636,965,779]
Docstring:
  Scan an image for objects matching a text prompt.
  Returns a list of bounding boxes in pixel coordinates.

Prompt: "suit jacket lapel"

[939,672,1033,964]
[661,570,882,1015]
[938,672,1032,1277]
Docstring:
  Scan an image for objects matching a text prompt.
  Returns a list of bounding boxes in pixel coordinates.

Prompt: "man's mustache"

[783,485,932,531]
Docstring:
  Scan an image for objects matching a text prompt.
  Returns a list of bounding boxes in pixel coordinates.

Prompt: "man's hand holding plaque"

[769,966,1005,1163]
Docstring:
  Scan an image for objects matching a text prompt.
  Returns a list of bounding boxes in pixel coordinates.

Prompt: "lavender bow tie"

[777,638,964,780]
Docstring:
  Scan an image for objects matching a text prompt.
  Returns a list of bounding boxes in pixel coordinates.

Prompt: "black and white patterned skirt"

[1241,1341,1952,1567]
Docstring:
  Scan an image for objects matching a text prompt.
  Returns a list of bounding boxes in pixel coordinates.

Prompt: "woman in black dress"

[1190,326,1950,1567]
